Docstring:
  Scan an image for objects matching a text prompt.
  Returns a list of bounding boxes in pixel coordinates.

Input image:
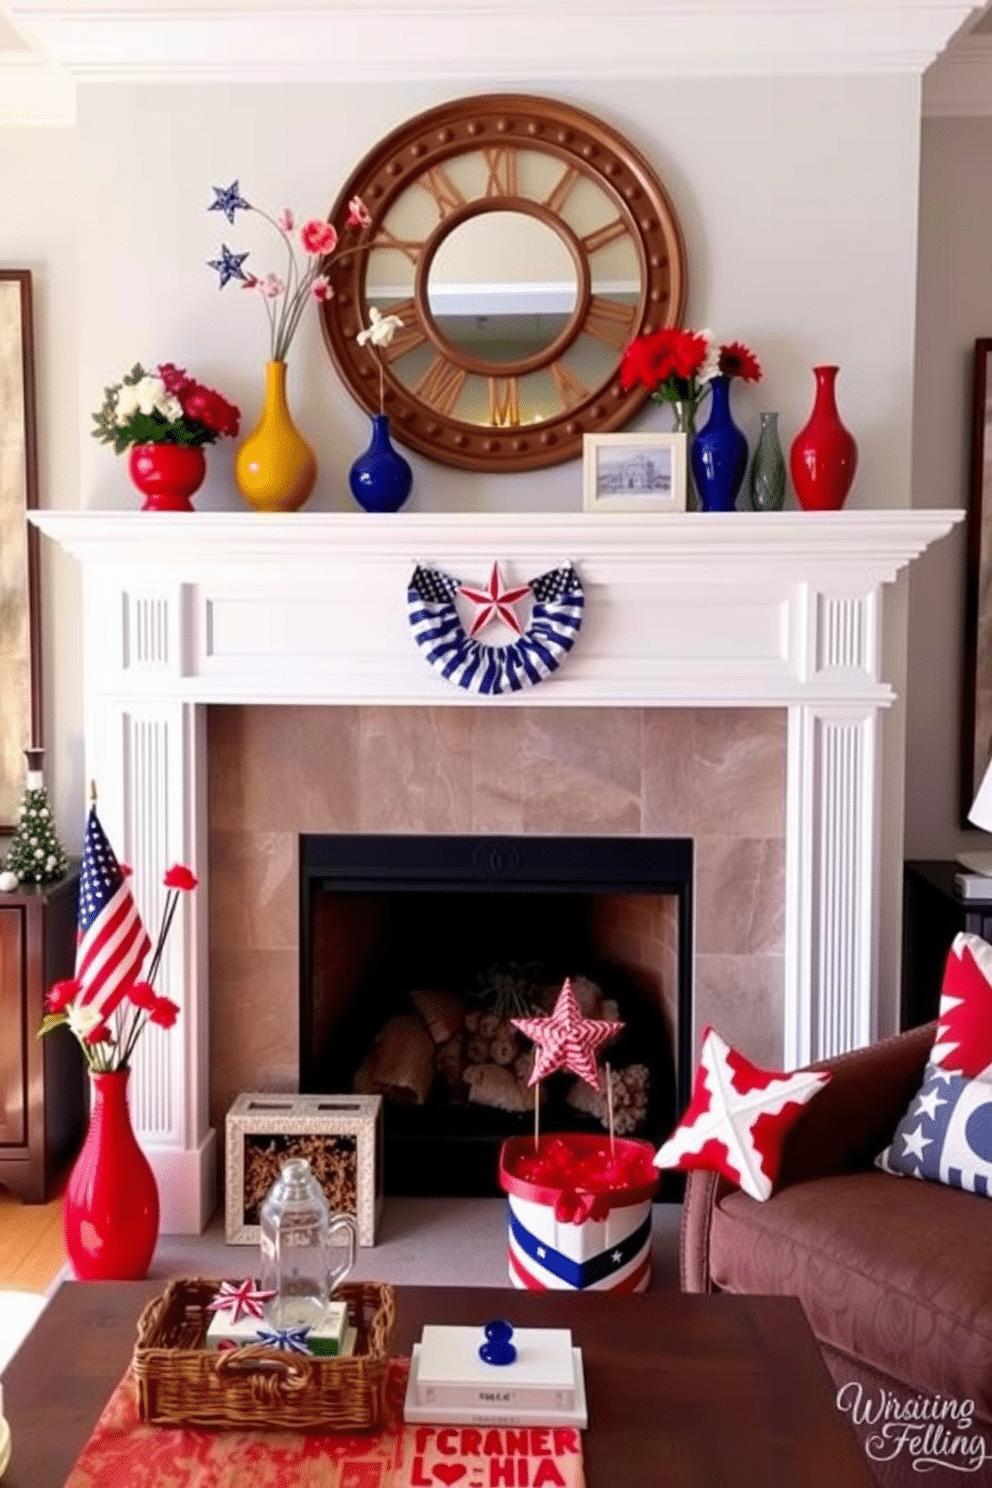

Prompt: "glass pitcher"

[259,1157,356,1329]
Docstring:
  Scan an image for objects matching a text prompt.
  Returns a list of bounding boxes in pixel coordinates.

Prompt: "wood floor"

[0,1175,68,1293]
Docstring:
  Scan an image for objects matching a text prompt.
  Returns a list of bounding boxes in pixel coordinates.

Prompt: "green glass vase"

[748,411,786,512]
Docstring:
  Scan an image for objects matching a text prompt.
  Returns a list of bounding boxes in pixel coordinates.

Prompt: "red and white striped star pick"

[511,978,622,1090]
[653,1026,831,1201]
[458,562,531,638]
[206,1279,277,1323]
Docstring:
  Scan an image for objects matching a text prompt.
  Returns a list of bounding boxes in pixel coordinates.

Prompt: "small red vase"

[128,443,206,512]
[789,365,858,511]
[64,1069,159,1280]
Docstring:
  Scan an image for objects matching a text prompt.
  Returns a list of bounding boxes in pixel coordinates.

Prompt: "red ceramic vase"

[64,1069,159,1280]
[789,365,858,511]
[128,442,206,512]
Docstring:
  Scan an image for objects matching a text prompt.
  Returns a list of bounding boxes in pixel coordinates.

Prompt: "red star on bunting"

[511,978,623,1091]
[458,562,531,638]
[653,1026,831,1201]
[206,1278,277,1323]
[931,932,992,1080]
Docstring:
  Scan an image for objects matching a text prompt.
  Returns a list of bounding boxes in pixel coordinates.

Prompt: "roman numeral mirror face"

[321,94,686,473]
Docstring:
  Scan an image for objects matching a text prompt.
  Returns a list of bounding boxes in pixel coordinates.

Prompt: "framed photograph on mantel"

[0,270,41,831]
[583,432,687,513]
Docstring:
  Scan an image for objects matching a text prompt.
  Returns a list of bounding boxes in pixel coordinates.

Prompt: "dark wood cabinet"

[902,860,992,1032]
[0,867,84,1201]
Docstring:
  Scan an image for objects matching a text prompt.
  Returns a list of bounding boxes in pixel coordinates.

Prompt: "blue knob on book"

[479,1319,517,1366]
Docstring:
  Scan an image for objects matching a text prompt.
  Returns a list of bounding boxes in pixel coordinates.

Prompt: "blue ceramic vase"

[348,415,412,513]
[690,375,748,512]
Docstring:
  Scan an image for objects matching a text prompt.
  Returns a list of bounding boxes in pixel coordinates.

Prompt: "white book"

[403,1343,588,1429]
[954,871,992,901]
[415,1325,576,1411]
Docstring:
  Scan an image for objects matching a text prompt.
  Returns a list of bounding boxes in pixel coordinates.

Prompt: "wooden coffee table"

[1,1281,875,1487]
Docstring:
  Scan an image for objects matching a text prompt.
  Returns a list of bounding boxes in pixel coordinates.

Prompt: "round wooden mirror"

[320,94,687,473]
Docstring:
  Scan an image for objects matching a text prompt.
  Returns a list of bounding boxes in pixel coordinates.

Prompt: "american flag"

[75,806,152,1019]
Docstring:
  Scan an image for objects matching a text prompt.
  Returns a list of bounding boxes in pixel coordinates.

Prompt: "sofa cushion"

[708,1170,992,1420]
[878,1062,992,1196]
[653,1025,830,1201]
[932,932,992,1081]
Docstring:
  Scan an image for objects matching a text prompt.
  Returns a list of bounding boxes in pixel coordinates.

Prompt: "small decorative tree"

[4,748,69,885]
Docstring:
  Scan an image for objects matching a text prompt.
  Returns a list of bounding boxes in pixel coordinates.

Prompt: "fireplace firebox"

[299,834,692,1197]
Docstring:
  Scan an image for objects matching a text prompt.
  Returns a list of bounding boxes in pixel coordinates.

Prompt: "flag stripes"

[75,806,151,1020]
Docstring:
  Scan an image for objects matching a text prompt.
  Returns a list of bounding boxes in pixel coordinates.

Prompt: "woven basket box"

[133,1277,396,1432]
[225,1092,383,1246]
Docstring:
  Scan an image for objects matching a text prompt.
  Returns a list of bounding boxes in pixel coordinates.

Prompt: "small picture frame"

[225,1092,383,1246]
[582,432,687,513]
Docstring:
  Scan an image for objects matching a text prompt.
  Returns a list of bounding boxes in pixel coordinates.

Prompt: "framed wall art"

[225,1091,383,1246]
[582,431,687,513]
[962,338,992,824]
[0,270,41,832]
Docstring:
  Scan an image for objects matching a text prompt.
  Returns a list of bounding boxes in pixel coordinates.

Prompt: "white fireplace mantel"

[33,508,961,1232]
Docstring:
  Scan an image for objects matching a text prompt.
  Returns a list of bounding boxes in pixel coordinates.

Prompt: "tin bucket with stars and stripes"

[499,1134,658,1293]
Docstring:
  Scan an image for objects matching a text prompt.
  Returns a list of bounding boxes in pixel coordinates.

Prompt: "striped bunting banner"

[407,563,584,694]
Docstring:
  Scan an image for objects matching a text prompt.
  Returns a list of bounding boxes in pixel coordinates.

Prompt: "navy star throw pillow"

[877,1062,992,1196]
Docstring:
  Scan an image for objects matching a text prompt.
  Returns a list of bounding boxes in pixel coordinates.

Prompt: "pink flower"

[260,273,284,299]
[277,208,294,232]
[46,978,81,1013]
[311,276,333,302]
[347,196,371,230]
[164,863,198,891]
[149,996,180,1030]
[300,220,338,255]
[127,981,157,1011]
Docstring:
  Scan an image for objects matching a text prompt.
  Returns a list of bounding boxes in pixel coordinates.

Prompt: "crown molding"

[924,33,992,112]
[4,2,982,86]
[0,52,74,124]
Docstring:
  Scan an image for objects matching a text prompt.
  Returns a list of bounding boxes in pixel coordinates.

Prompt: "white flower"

[695,329,720,385]
[115,375,183,423]
[68,1003,103,1039]
[356,306,404,349]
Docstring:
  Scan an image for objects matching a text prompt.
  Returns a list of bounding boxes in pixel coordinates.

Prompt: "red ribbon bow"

[554,1190,611,1225]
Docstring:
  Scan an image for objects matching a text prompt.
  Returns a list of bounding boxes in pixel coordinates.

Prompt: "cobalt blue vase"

[690,375,748,512]
[348,415,412,513]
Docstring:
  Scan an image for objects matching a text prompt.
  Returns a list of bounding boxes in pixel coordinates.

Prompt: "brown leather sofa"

[681,1023,992,1447]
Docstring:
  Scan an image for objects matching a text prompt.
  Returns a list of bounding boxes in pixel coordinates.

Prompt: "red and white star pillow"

[930,932,992,1082]
[654,1026,831,1202]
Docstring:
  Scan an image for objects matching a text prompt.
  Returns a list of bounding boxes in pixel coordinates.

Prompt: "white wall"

[0,125,80,843]
[905,115,992,861]
[5,71,927,852]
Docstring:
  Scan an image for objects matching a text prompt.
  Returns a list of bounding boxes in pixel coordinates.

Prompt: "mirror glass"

[426,211,578,365]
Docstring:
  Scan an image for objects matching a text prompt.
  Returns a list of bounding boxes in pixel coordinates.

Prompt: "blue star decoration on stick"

[208,244,249,289]
[208,180,250,224]
[255,1324,313,1354]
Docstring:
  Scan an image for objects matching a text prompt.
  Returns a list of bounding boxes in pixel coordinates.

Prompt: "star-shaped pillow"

[930,932,992,1082]
[654,1026,831,1201]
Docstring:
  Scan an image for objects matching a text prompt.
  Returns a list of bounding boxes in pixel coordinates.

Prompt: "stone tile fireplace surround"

[33,508,959,1232]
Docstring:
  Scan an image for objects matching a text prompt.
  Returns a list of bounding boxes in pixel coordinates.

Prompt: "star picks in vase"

[512,978,623,1090]
[458,563,532,638]
[206,1278,277,1324]
[208,180,251,224]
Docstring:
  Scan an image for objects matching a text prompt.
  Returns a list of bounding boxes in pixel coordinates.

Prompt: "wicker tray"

[133,1277,396,1431]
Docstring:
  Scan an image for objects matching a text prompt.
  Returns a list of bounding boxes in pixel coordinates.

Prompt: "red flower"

[46,978,81,1013]
[300,220,338,255]
[158,362,193,396]
[163,863,198,891]
[85,1021,113,1045]
[718,341,762,382]
[127,980,157,1011]
[179,384,240,438]
[619,328,707,392]
[149,996,180,1030]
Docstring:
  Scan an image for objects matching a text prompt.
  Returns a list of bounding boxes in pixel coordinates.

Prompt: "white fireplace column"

[33,509,960,1234]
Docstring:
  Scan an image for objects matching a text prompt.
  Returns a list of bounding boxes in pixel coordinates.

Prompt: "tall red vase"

[789,365,858,511]
[128,442,206,512]
[64,1069,159,1280]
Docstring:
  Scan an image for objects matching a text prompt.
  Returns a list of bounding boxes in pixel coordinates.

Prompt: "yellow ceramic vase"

[235,360,317,512]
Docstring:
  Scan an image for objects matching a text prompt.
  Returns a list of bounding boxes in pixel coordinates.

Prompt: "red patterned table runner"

[63,1359,585,1488]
